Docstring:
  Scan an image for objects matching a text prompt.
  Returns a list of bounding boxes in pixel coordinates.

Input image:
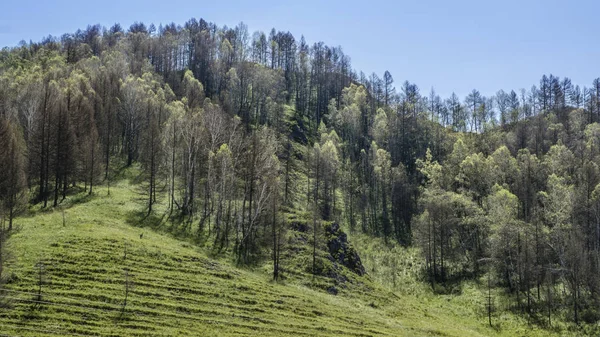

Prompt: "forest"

[2,17,600,330]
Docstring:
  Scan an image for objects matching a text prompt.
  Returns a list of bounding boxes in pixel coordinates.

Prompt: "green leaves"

[543,174,574,230]
[416,148,442,189]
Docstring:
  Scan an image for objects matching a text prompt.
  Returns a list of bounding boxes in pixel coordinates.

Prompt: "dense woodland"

[2,18,600,328]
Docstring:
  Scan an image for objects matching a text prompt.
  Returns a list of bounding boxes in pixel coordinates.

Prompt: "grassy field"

[0,170,579,336]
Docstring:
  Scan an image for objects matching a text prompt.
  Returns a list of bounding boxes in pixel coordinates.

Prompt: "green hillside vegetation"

[0,167,558,336]
[2,16,600,337]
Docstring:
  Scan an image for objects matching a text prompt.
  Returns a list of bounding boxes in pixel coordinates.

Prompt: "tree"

[496,90,509,127]
[140,80,166,216]
[545,141,574,181]
[516,149,543,222]
[317,127,340,221]
[457,152,491,205]
[164,101,184,215]
[416,149,481,284]
[211,143,236,249]
[373,144,392,239]
[561,77,572,108]
[271,193,283,280]
[447,93,465,132]
[0,219,8,302]
[571,85,582,109]
[486,185,521,296]
[540,174,575,313]
[465,89,482,132]
[415,187,480,284]
[508,90,520,124]
[487,146,518,189]
[383,71,394,106]
[119,75,145,166]
[592,78,600,122]
[63,68,98,195]
[237,127,279,264]
[0,119,27,230]
[310,141,321,277]
[177,71,205,218]
[372,108,388,148]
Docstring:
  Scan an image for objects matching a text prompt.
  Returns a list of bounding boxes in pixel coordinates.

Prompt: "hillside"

[0,168,557,336]
[3,14,600,337]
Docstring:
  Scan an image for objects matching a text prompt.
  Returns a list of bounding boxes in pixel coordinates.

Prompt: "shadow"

[418,268,474,295]
[22,163,146,221]
[20,298,44,320]
[21,191,98,219]
[113,308,134,322]
[125,209,168,231]
[124,207,209,248]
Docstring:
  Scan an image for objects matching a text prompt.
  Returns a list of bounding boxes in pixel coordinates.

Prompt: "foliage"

[2,16,600,333]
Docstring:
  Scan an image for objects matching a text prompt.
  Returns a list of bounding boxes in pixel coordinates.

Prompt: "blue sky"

[1,0,599,98]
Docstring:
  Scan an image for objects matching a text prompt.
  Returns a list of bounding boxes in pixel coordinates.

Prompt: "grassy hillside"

[0,169,570,336]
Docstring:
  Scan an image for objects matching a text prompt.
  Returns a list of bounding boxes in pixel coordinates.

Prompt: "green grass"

[0,170,582,336]
[348,232,589,337]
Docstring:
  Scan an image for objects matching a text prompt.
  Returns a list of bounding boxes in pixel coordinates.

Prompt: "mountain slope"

[0,169,556,336]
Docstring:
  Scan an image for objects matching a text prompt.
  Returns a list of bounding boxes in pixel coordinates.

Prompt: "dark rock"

[325,223,366,276]
[327,286,338,295]
[290,121,308,145]
[290,221,309,233]
[327,263,349,284]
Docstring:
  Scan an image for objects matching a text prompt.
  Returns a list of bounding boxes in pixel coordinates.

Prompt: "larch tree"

[383,70,394,107]
[465,89,482,133]
[178,71,205,219]
[119,75,145,166]
[0,119,27,230]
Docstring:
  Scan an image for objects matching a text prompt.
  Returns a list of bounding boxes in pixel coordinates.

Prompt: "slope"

[0,169,559,337]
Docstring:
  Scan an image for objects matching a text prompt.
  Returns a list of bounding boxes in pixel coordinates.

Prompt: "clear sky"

[1,0,599,99]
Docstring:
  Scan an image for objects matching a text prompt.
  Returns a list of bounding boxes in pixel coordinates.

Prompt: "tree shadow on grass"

[125,209,167,231]
[20,298,45,320]
[124,208,210,247]
[21,188,98,220]
[418,268,470,296]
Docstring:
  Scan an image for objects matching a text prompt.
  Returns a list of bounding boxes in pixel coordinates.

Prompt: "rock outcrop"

[325,223,365,276]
